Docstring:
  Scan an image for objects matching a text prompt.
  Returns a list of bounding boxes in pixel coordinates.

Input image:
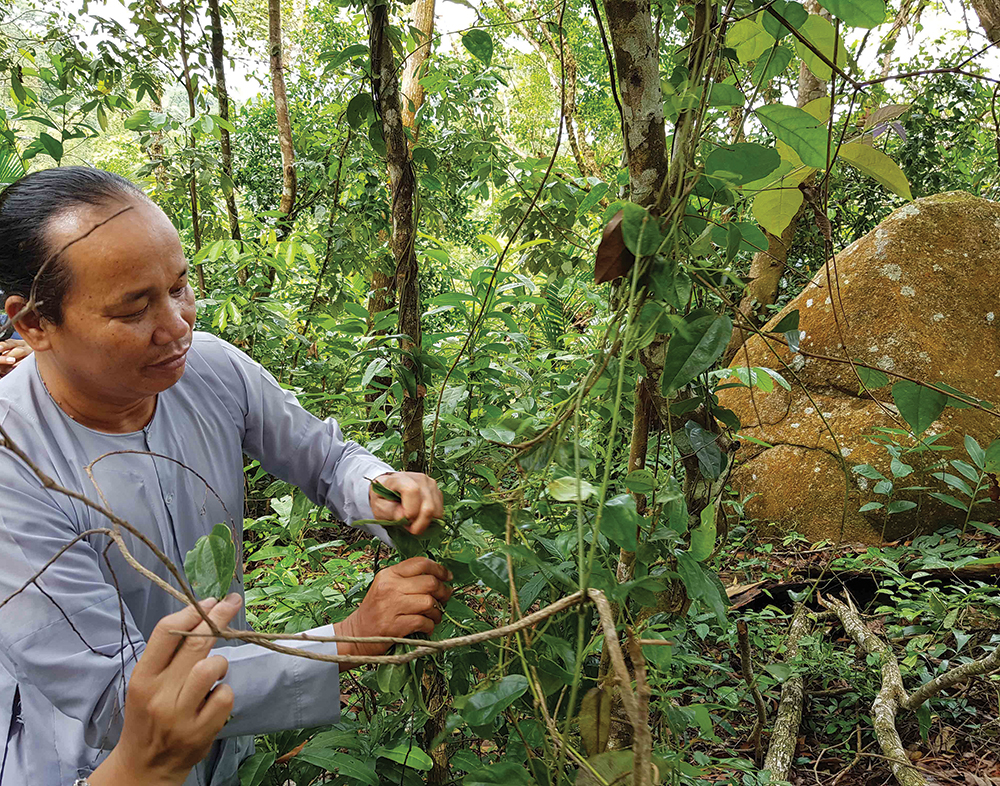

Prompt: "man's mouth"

[149,346,190,369]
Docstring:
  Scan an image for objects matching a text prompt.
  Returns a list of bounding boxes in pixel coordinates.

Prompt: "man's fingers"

[397,594,443,624]
[134,598,220,678]
[399,614,436,636]
[177,655,230,714]
[393,557,452,582]
[402,574,452,603]
[196,682,235,737]
[164,594,242,678]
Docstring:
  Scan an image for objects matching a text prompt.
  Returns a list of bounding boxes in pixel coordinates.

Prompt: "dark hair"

[0,167,149,325]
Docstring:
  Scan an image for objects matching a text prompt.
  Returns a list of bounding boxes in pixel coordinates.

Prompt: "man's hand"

[89,594,243,786]
[333,557,453,667]
[0,339,30,378]
[369,471,443,534]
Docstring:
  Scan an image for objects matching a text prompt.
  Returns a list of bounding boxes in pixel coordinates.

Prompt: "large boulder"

[717,192,1000,543]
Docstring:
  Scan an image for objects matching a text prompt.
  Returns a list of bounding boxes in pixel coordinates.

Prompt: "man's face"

[35,198,196,404]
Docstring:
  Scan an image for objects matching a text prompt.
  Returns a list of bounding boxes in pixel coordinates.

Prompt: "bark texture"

[269,0,296,224]
[602,0,669,205]
[208,0,243,257]
[972,0,1000,42]
[399,0,435,149]
[371,1,426,472]
[763,605,810,779]
[178,2,205,296]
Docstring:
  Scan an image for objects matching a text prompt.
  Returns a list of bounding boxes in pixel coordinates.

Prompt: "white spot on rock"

[807,298,814,307]
[790,422,801,429]
[840,447,853,457]
[880,263,902,281]
[900,286,915,297]
[877,356,896,371]
[894,203,921,219]
[804,407,815,415]
[814,466,821,473]
[932,313,945,322]
[988,312,995,323]
[790,355,805,371]
[932,264,943,272]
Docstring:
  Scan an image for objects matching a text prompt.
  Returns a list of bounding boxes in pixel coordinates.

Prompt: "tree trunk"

[208,0,244,286]
[971,0,1000,42]
[178,2,205,297]
[371,1,426,473]
[400,0,435,150]
[602,0,670,207]
[269,0,296,230]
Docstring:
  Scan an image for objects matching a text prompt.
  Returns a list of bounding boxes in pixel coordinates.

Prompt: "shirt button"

[165,493,174,504]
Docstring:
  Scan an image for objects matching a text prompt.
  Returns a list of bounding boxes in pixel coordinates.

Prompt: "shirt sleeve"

[212,337,395,527]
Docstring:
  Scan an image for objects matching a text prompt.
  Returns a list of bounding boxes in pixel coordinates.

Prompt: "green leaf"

[859,502,883,512]
[461,675,529,726]
[855,362,889,390]
[815,0,886,27]
[751,168,810,235]
[661,314,733,395]
[38,132,62,162]
[985,439,1000,473]
[376,661,409,693]
[794,14,845,81]
[726,18,775,63]
[463,30,494,67]
[689,505,716,561]
[771,309,800,334]
[707,83,745,107]
[751,45,794,84]
[370,478,402,502]
[125,109,152,130]
[548,476,596,502]
[579,687,612,757]
[705,143,781,185]
[756,104,830,169]
[375,744,435,771]
[887,500,917,514]
[891,380,947,436]
[676,551,728,625]
[838,142,912,200]
[464,762,534,786]
[239,751,275,786]
[620,202,663,256]
[578,182,610,214]
[296,749,378,785]
[765,662,794,682]
[761,1,809,38]
[624,468,656,495]
[965,435,986,469]
[346,92,373,130]
[686,421,727,480]
[184,523,236,600]
[480,425,515,443]
[602,495,640,552]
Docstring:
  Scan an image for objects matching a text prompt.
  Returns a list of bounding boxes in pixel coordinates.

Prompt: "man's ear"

[4,295,51,351]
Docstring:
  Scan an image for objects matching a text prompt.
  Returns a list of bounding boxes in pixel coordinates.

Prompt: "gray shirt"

[0,331,393,785]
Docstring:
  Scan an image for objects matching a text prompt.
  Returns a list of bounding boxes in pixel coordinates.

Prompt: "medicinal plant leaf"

[295,749,378,785]
[838,142,913,200]
[751,168,810,235]
[689,505,717,562]
[793,14,845,81]
[761,0,809,38]
[620,202,664,257]
[184,523,236,600]
[238,751,275,786]
[756,104,830,169]
[815,0,886,28]
[601,495,640,552]
[464,762,534,786]
[705,143,781,185]
[660,314,733,395]
[548,476,596,502]
[891,380,947,436]
[460,675,529,726]
[462,30,494,67]
[375,744,435,771]
[726,18,775,63]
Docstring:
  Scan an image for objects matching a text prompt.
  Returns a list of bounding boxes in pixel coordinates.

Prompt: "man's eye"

[121,305,148,320]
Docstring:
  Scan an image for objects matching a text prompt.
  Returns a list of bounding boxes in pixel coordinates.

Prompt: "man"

[0,167,449,785]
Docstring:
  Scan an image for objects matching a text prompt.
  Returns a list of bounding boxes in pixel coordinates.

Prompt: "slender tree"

[269,0,296,234]
[370,0,426,472]
[207,0,243,265]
